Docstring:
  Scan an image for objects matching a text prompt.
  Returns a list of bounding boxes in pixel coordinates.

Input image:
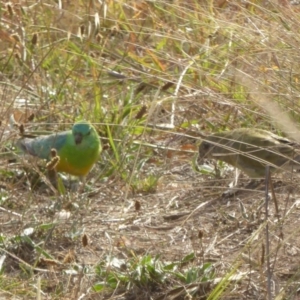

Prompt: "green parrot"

[17,121,101,176]
[197,128,300,178]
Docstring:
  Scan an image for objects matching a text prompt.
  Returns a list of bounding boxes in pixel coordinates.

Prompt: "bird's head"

[199,141,214,157]
[197,141,214,165]
[72,121,92,145]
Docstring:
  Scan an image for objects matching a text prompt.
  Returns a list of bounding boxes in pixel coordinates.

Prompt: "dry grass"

[1,0,300,299]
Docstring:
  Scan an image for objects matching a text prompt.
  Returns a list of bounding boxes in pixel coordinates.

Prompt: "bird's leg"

[69,176,86,193]
[78,177,86,193]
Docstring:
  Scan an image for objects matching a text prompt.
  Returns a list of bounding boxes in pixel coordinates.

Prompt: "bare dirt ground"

[3,145,300,299]
[2,0,300,298]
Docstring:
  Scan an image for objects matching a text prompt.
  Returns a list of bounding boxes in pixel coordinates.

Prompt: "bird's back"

[199,128,300,177]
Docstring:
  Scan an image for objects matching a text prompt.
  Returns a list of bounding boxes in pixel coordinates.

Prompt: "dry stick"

[0,247,54,274]
[265,168,285,299]
[36,276,41,300]
[265,166,272,300]
[170,60,194,128]
[180,195,223,226]
[269,177,284,240]
[267,172,285,297]
[73,264,85,299]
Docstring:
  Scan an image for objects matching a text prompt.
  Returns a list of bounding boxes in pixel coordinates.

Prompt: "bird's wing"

[17,131,69,160]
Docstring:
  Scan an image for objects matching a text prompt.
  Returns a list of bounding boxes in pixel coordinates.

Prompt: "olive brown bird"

[17,121,101,176]
[197,128,300,178]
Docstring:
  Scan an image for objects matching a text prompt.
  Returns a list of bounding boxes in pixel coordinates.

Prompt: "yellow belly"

[56,159,92,176]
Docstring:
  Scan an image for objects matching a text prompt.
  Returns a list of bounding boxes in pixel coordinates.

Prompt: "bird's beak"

[74,132,83,145]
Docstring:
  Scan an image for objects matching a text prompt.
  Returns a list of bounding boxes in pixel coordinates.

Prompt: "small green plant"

[93,252,215,297]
